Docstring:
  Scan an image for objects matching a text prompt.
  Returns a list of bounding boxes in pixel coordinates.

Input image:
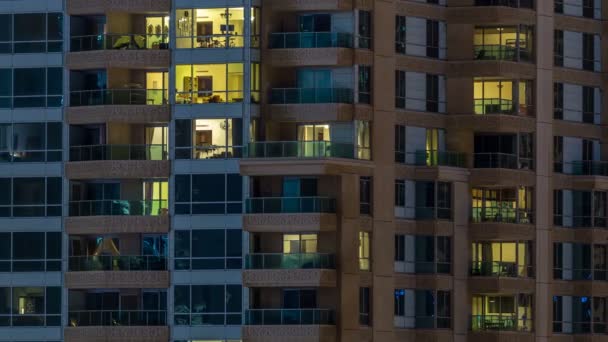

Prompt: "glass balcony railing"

[244,309,335,325]
[415,207,452,220]
[269,32,353,49]
[474,45,531,62]
[570,160,608,176]
[270,88,353,104]
[474,0,534,8]
[245,253,335,269]
[474,153,533,170]
[69,144,168,161]
[470,261,533,278]
[68,255,167,271]
[472,207,534,224]
[70,34,169,52]
[245,197,336,214]
[70,89,168,106]
[471,315,533,332]
[245,141,357,159]
[68,200,168,217]
[68,310,167,326]
[414,150,466,168]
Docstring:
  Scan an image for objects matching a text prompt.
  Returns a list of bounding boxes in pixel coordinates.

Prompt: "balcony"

[474,45,532,62]
[245,309,334,325]
[243,309,336,342]
[69,200,167,217]
[267,32,354,67]
[471,315,532,332]
[265,0,353,11]
[68,255,167,272]
[244,253,336,288]
[411,150,467,168]
[66,144,169,179]
[67,34,169,69]
[243,197,337,233]
[270,32,352,49]
[66,0,171,16]
[70,89,167,107]
[472,208,534,224]
[474,0,533,8]
[245,141,364,160]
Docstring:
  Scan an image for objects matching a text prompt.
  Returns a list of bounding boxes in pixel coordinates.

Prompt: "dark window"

[426,20,439,58]
[175,174,242,215]
[582,86,595,123]
[395,180,405,207]
[359,287,370,325]
[358,66,371,104]
[395,71,406,109]
[426,74,439,112]
[554,136,563,172]
[395,16,406,53]
[174,285,242,326]
[174,229,242,270]
[554,30,563,66]
[554,83,563,119]
[582,33,595,71]
[358,11,372,49]
[360,177,372,215]
[395,125,406,163]
[13,14,45,41]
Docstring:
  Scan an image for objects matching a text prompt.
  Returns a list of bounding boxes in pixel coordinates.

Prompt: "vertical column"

[339,173,362,341]
[535,2,554,342]
[370,1,396,341]
[452,181,470,342]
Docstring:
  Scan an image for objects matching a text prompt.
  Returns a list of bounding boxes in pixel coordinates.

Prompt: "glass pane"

[13,69,45,96]
[192,230,224,258]
[14,14,45,41]
[13,232,44,260]
[13,178,45,205]
[192,174,224,202]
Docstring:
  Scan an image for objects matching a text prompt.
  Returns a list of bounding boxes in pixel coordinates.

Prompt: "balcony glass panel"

[68,310,167,326]
[68,255,167,271]
[69,145,167,161]
[245,141,357,159]
[413,150,466,167]
[245,253,335,269]
[245,197,336,214]
[70,89,167,106]
[270,88,354,104]
[70,34,169,52]
[269,32,353,49]
[68,200,168,216]
[244,309,335,325]
[474,0,534,8]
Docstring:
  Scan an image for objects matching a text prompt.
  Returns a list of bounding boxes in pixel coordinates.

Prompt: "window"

[359,232,371,271]
[0,177,61,217]
[358,11,372,49]
[471,187,534,224]
[472,294,533,331]
[395,71,445,112]
[175,8,257,49]
[0,287,60,326]
[553,296,606,334]
[555,189,608,228]
[0,68,63,108]
[175,174,242,214]
[174,285,242,326]
[394,180,452,220]
[394,125,406,163]
[0,122,62,162]
[6,232,61,272]
[473,79,533,116]
[553,243,602,280]
[359,287,370,325]
[360,177,372,215]
[394,289,451,328]
[556,30,600,71]
[582,33,595,71]
[554,30,564,66]
[395,235,451,274]
[0,13,62,54]
[474,26,534,62]
[358,66,371,104]
[472,241,534,277]
[395,16,445,59]
[554,83,563,119]
[175,64,246,104]
[174,229,242,270]
[175,119,243,159]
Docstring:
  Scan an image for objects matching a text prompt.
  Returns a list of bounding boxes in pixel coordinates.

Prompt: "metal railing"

[569,160,608,176]
[553,320,606,334]
[474,153,533,170]
[415,206,452,220]
[553,215,607,229]
[245,253,335,269]
[470,261,533,278]
[244,309,335,325]
[270,88,354,104]
[176,34,251,49]
[269,32,353,49]
[471,315,533,332]
[472,207,534,224]
[414,150,466,168]
[245,141,356,159]
[245,197,336,214]
[69,144,167,161]
[394,261,451,274]
[68,310,167,326]
[68,255,167,271]
[474,44,532,62]
[70,89,167,106]
[70,34,169,52]
[69,200,168,217]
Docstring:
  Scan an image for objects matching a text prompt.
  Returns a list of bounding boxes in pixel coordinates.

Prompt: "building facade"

[0,0,606,341]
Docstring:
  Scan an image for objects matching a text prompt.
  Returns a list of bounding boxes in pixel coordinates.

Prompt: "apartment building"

[0,0,606,341]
